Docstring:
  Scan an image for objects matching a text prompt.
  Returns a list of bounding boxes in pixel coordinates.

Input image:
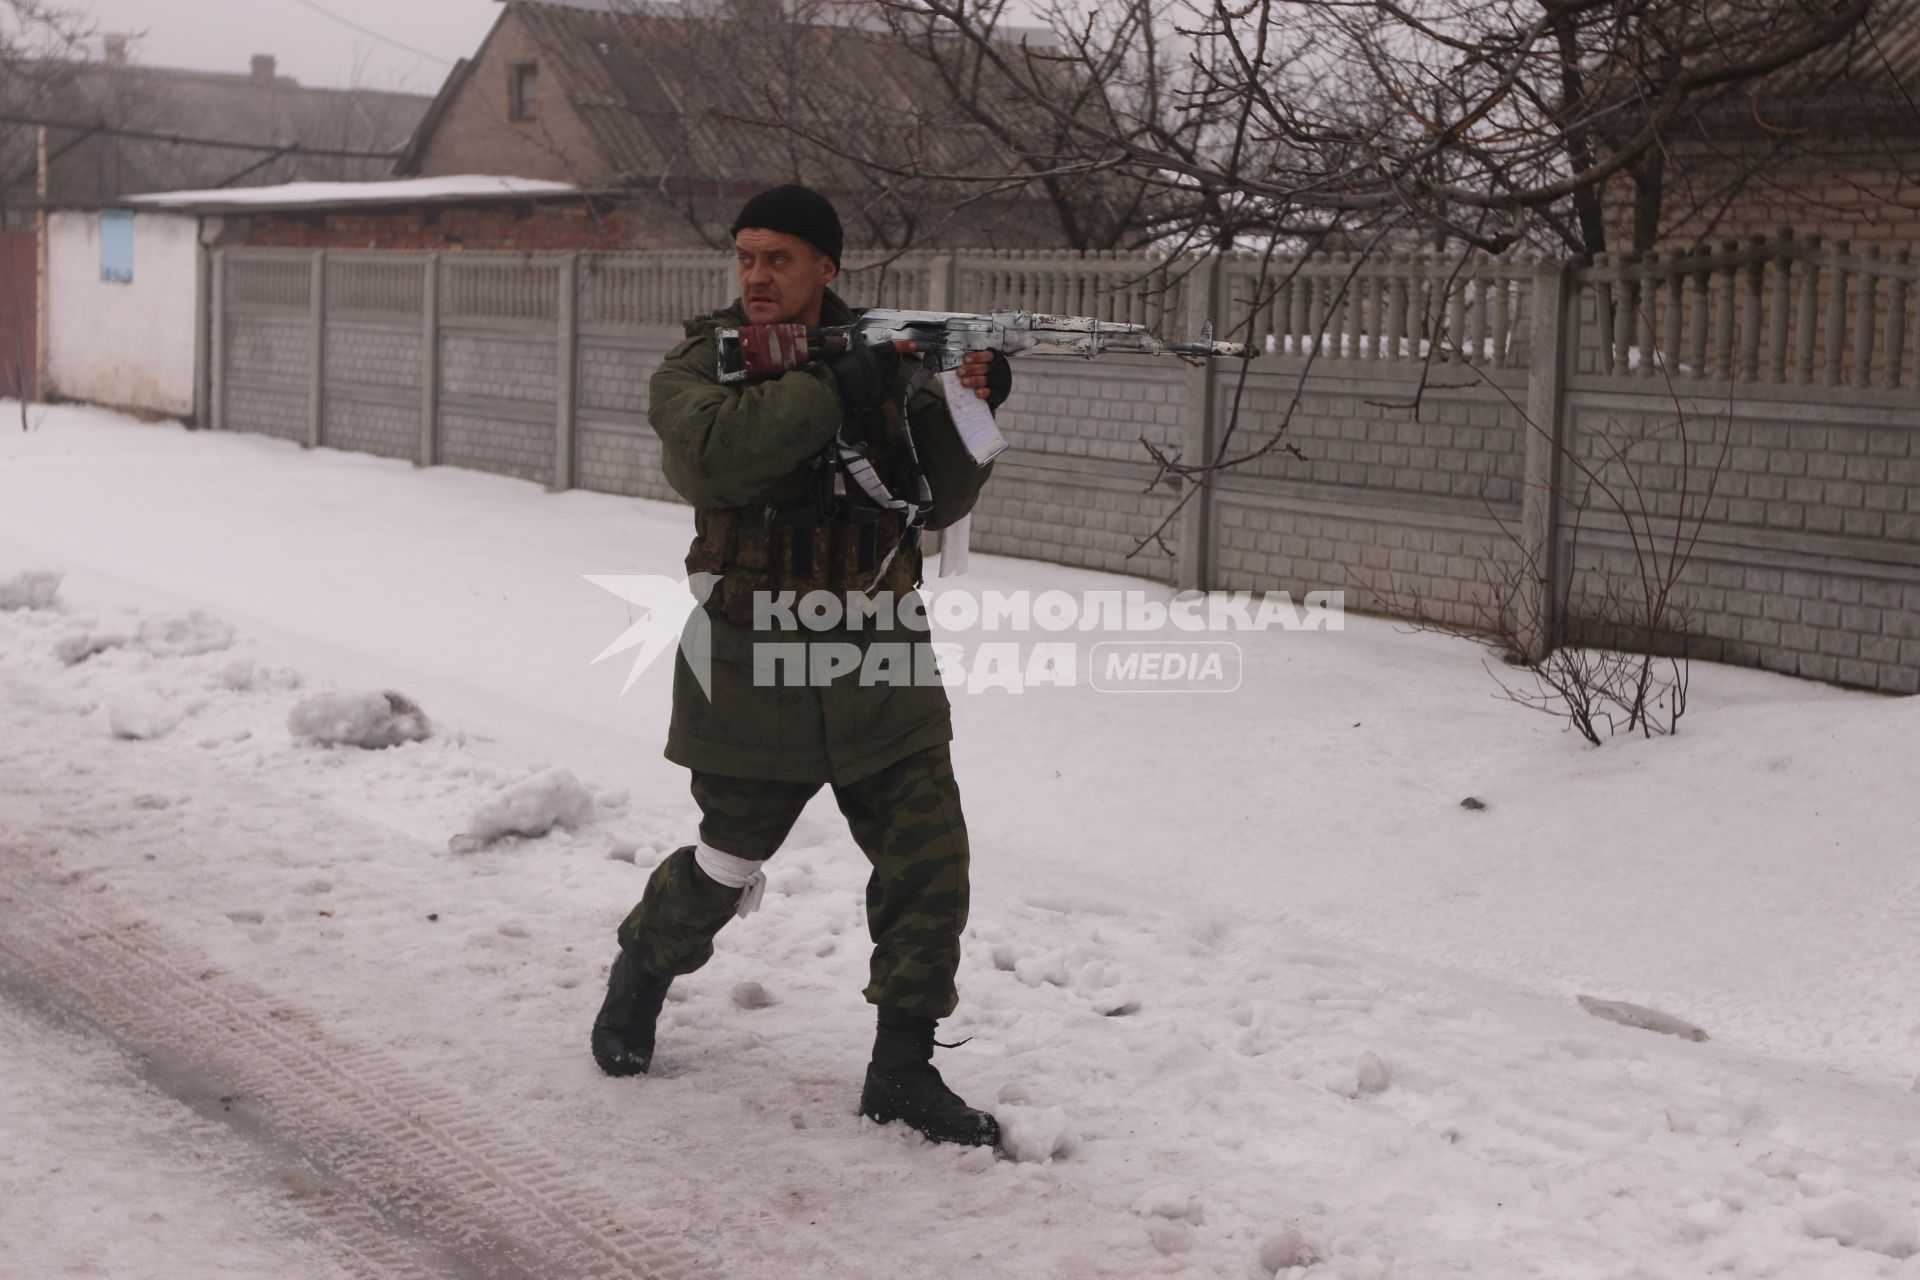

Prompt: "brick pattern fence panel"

[437,328,558,486]
[224,316,311,444]
[203,244,1920,695]
[970,356,1190,583]
[324,323,423,461]
[1205,366,1531,630]
[218,254,316,445]
[1558,387,1920,691]
[574,327,682,504]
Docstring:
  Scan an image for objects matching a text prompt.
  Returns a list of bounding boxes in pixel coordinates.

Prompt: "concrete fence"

[208,243,1920,694]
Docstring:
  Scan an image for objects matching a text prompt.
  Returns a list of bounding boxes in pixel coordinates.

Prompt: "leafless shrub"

[1377,296,1729,745]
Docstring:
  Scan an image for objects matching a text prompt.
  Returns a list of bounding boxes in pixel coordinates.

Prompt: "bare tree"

[767,0,1877,262]
[0,0,88,227]
[0,2,88,422]
[568,0,1163,252]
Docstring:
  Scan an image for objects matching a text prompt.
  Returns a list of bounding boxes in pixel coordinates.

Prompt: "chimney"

[251,54,277,84]
[103,34,129,65]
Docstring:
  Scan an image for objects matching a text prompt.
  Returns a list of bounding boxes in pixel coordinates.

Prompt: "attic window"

[508,59,539,122]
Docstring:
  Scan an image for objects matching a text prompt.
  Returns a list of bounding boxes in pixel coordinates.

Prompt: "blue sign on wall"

[100,209,135,284]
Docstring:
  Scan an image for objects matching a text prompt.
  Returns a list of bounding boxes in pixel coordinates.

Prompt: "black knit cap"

[729,184,844,269]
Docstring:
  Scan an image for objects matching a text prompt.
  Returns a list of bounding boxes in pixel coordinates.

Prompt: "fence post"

[1177,252,1222,592]
[420,254,439,467]
[191,241,211,428]
[307,250,326,450]
[554,252,579,492]
[1519,259,1572,661]
[209,249,227,432]
[926,253,956,312]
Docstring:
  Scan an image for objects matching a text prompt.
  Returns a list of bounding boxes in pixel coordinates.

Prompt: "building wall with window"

[403,9,608,190]
[45,209,211,417]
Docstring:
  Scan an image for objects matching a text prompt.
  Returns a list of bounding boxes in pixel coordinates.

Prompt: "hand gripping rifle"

[714,308,1256,382]
[713,310,1255,563]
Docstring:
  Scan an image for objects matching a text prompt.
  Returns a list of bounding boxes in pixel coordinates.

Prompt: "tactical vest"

[686,394,924,627]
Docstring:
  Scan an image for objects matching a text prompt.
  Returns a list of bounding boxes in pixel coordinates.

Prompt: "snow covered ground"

[2,401,1918,1279]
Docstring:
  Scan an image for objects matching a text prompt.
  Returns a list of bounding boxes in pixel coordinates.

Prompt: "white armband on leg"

[694,841,768,917]
[937,514,970,578]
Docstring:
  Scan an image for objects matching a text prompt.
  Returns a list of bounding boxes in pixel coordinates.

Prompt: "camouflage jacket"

[647,287,994,783]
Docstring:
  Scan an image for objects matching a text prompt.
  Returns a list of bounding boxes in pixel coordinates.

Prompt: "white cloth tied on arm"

[694,841,767,917]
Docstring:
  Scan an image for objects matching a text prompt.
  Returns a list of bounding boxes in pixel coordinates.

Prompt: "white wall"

[46,210,207,418]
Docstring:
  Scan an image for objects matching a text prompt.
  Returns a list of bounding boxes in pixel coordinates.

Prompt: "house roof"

[476,0,1032,191]
[118,174,581,215]
[3,57,434,212]
[1777,0,1920,88]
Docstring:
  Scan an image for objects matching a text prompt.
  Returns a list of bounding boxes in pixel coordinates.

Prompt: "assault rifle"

[714,308,1255,384]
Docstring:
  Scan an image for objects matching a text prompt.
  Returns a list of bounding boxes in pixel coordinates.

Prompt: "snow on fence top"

[123,176,580,213]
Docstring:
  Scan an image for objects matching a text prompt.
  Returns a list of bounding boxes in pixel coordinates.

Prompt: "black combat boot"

[590,950,672,1077]
[858,1007,1000,1147]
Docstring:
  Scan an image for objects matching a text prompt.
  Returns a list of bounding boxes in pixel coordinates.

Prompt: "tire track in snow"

[0,867,708,1280]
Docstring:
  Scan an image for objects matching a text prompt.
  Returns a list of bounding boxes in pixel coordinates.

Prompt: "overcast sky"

[73,0,502,94]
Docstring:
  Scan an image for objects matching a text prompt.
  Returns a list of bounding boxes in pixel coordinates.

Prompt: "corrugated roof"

[505,1,1029,191]
[121,174,581,214]
[2,58,433,213]
[1779,0,1920,87]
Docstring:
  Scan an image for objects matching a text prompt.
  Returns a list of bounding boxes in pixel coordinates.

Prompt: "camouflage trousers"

[616,744,970,1020]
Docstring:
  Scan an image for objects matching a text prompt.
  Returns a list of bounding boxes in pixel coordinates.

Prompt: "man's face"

[735,228,836,325]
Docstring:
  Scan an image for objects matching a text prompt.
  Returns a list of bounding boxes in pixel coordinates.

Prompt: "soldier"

[591,185,1010,1148]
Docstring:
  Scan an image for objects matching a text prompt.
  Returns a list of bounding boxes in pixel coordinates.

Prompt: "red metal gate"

[0,230,37,399]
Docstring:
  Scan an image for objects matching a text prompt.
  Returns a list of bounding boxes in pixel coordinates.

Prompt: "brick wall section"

[575,332,681,503]
[227,316,310,384]
[223,314,311,444]
[225,202,631,253]
[1227,375,1527,506]
[326,326,423,393]
[439,409,553,487]
[578,427,678,505]
[441,331,558,404]
[578,336,665,417]
[226,384,307,444]
[964,357,1189,582]
[324,398,416,461]
[402,6,612,189]
[1646,134,1920,258]
[1558,388,1920,691]
[970,466,1186,582]
[1196,365,1532,628]
[994,360,1189,463]
[1562,541,1920,694]
[1564,396,1918,542]
[1211,495,1523,628]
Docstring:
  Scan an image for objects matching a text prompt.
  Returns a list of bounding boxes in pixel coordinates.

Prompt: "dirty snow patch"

[55,628,131,665]
[995,1105,1073,1163]
[109,697,181,741]
[0,569,63,610]
[135,610,235,657]
[287,690,432,750]
[1801,1193,1919,1258]
[452,766,596,850]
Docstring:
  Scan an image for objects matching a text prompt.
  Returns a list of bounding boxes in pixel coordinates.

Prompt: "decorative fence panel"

[210,241,1920,694]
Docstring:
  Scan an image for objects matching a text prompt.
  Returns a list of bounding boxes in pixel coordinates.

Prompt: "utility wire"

[0,112,401,160]
[280,0,457,67]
